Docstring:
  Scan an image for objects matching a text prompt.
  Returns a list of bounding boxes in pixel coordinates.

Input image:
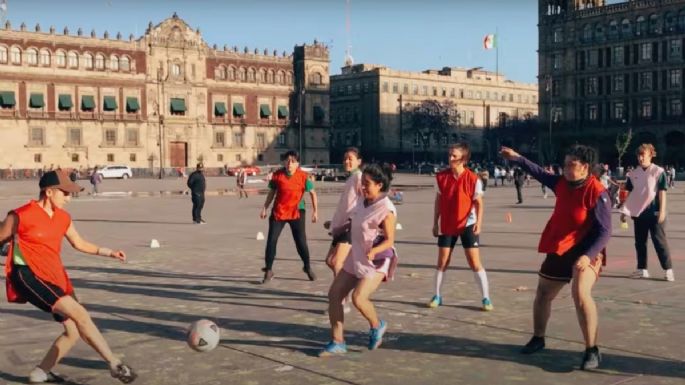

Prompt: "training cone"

[256,231,265,240]
[620,221,629,230]
[505,212,513,223]
[396,223,403,230]
[150,239,160,248]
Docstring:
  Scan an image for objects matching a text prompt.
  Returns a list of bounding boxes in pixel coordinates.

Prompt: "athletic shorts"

[539,247,603,282]
[438,225,479,249]
[330,230,351,247]
[10,265,71,323]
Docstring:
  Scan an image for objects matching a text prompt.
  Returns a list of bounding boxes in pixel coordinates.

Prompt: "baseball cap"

[39,170,84,193]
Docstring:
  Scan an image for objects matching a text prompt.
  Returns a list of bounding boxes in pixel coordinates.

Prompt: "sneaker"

[630,269,650,279]
[665,269,675,282]
[368,320,387,350]
[110,362,137,384]
[303,266,317,281]
[427,295,443,308]
[28,367,65,383]
[261,268,274,284]
[580,347,602,370]
[520,336,545,354]
[482,298,494,311]
[318,340,347,357]
[199,220,207,224]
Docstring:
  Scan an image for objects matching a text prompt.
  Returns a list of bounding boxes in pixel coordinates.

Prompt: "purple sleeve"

[580,190,613,258]
[513,156,559,191]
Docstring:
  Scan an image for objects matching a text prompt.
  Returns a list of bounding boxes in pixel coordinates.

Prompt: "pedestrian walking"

[514,167,526,204]
[89,167,102,195]
[259,150,318,283]
[620,144,674,282]
[187,163,206,224]
[319,163,398,356]
[1,170,136,383]
[69,169,80,198]
[236,167,248,199]
[501,145,611,370]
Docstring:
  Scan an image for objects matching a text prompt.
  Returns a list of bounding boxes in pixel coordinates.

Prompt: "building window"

[382,82,388,93]
[109,55,119,71]
[588,104,598,120]
[95,54,105,69]
[613,75,624,92]
[450,88,456,97]
[217,154,223,162]
[613,46,624,66]
[670,39,682,59]
[670,69,682,88]
[172,63,181,77]
[552,54,561,70]
[636,16,647,35]
[0,46,7,63]
[649,14,661,34]
[30,127,44,146]
[392,83,398,93]
[587,77,598,95]
[10,46,21,64]
[83,53,93,69]
[68,51,78,68]
[403,84,409,94]
[256,133,266,149]
[621,18,631,36]
[39,49,50,66]
[120,56,130,71]
[433,87,438,96]
[614,102,624,120]
[235,154,242,162]
[553,28,563,43]
[422,86,428,96]
[107,154,115,162]
[130,153,137,162]
[640,100,652,118]
[71,153,79,162]
[233,132,243,148]
[105,129,116,146]
[277,132,286,146]
[214,131,225,147]
[126,128,138,146]
[640,43,652,61]
[413,84,419,95]
[56,50,66,67]
[26,49,38,65]
[588,50,598,67]
[608,20,618,39]
[639,72,653,90]
[583,24,592,42]
[34,153,42,163]
[669,98,682,116]
[68,128,81,146]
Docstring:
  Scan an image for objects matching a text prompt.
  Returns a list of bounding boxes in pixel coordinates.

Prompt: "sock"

[434,270,445,297]
[473,269,490,299]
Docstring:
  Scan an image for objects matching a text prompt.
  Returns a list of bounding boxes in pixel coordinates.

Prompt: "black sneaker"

[581,346,601,370]
[520,336,545,354]
[303,266,317,281]
[261,268,274,284]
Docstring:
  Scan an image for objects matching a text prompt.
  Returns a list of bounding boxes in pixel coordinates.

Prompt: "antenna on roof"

[344,0,354,66]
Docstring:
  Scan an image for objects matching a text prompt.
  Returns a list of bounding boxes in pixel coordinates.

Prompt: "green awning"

[0,91,16,107]
[260,104,271,117]
[170,98,186,112]
[313,105,325,121]
[29,93,44,108]
[103,96,117,111]
[126,97,140,112]
[58,94,73,109]
[277,105,289,119]
[81,95,95,110]
[233,103,245,116]
[214,102,226,116]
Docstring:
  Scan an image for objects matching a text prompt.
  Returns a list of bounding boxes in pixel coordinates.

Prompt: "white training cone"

[150,239,160,248]
[256,232,265,240]
[395,223,403,230]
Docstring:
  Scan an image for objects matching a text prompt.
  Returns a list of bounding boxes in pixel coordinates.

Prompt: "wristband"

[97,247,113,257]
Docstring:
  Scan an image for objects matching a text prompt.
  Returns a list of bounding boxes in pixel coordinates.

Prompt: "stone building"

[539,0,685,166]
[329,64,538,163]
[0,14,330,174]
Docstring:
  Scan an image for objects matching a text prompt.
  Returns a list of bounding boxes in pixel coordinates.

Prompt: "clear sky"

[2,0,540,84]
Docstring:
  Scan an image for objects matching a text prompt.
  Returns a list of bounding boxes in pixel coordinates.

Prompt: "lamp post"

[298,84,305,161]
[398,94,403,161]
[547,75,554,163]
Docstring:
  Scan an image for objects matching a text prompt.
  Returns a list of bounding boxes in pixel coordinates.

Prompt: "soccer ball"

[187,319,220,352]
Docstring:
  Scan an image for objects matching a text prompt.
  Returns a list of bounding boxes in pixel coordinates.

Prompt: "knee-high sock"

[473,269,490,299]
[435,270,445,297]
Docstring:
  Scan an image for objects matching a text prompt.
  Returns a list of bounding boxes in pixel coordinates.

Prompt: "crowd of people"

[0,140,677,382]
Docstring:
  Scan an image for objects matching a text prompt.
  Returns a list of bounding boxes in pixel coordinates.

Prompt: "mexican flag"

[483,34,496,50]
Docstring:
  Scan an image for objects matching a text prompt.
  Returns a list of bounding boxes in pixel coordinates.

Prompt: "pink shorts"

[344,256,391,280]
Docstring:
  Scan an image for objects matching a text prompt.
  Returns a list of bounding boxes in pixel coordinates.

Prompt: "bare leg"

[328,271,358,342]
[571,267,599,347]
[37,319,80,372]
[464,248,483,272]
[352,272,386,328]
[436,247,453,272]
[326,242,352,276]
[532,277,566,337]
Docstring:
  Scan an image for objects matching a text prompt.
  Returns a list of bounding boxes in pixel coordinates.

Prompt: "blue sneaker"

[368,320,387,350]
[482,298,494,311]
[427,295,443,308]
[318,340,347,357]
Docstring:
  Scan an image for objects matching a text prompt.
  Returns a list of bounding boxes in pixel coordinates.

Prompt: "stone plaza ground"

[0,175,683,385]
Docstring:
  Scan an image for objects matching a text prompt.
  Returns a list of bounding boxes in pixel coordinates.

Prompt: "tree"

[615,127,632,169]
[406,99,460,161]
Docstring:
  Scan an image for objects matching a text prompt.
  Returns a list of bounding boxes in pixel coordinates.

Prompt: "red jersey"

[538,176,605,255]
[436,168,479,235]
[5,201,74,303]
[271,168,310,221]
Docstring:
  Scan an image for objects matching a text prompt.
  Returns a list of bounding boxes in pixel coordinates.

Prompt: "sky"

[1,0,540,84]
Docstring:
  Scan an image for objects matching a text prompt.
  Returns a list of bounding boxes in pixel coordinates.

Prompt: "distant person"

[237,167,248,199]
[90,167,102,195]
[187,163,207,224]
[69,169,80,198]
[514,167,526,204]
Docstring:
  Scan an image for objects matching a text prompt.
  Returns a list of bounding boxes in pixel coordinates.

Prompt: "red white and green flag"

[483,34,496,50]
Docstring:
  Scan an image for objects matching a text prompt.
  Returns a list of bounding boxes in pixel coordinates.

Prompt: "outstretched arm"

[500,147,558,191]
[65,222,126,262]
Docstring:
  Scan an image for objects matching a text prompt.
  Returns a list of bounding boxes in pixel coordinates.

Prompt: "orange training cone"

[505,212,513,223]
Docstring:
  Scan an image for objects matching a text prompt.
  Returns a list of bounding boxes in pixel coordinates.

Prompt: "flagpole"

[495,27,499,83]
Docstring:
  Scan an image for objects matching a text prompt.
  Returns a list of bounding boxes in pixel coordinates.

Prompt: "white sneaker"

[665,269,675,282]
[630,269,650,279]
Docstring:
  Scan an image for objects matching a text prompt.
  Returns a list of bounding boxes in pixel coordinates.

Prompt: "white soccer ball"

[187,319,220,352]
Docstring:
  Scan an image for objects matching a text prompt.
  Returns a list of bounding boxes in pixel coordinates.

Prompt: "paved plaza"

[0,175,683,385]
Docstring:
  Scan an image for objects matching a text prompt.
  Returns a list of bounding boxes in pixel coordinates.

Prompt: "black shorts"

[438,225,479,249]
[331,230,351,247]
[539,246,583,282]
[10,265,70,323]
